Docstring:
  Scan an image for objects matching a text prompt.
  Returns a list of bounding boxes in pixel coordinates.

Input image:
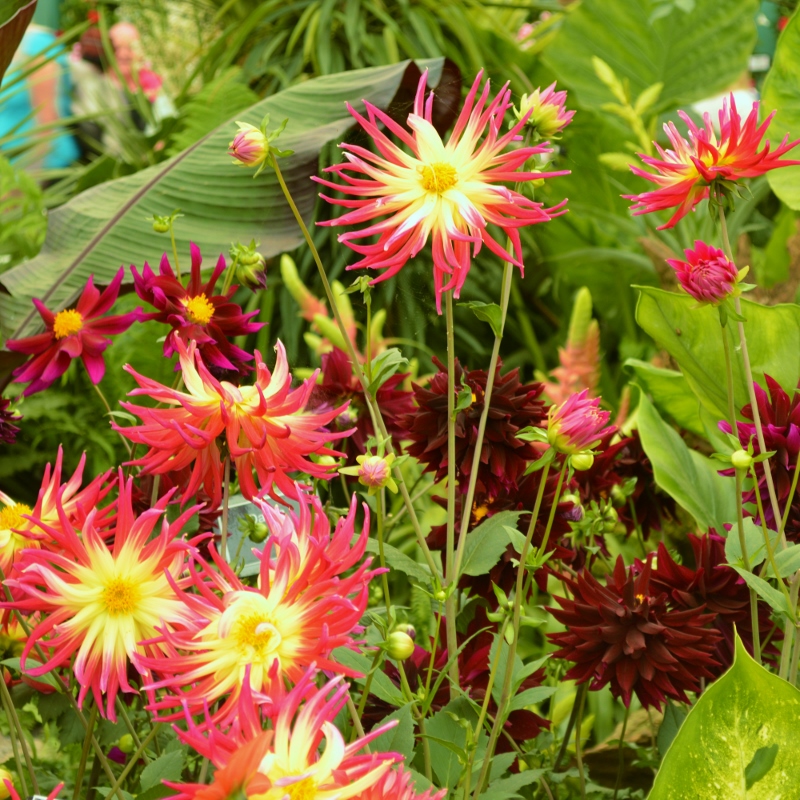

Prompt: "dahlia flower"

[132,244,263,377]
[718,375,800,535]
[546,389,614,456]
[315,70,567,313]
[3,780,63,800]
[0,399,21,444]
[514,82,575,140]
[7,474,197,718]
[626,94,800,229]
[115,339,348,505]
[0,447,111,581]
[167,672,400,800]
[548,556,721,709]
[229,121,270,169]
[650,533,779,671]
[144,493,376,728]
[667,240,743,305]
[309,347,414,462]
[402,357,546,498]
[6,268,140,396]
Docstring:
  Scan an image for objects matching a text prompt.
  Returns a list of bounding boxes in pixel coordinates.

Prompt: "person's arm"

[28,60,60,164]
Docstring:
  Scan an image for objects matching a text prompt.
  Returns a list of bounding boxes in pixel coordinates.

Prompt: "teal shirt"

[0,27,80,169]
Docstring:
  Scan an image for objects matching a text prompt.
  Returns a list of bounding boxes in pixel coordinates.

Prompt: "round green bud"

[386,631,415,661]
[152,220,170,233]
[249,522,269,543]
[731,449,753,470]
[433,589,446,602]
[118,734,135,754]
[571,452,595,471]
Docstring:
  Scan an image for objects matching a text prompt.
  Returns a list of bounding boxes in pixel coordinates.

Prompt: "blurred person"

[0,23,80,173]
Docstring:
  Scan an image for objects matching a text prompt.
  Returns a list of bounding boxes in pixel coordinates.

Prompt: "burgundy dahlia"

[0,399,21,444]
[718,375,800,535]
[309,347,414,462]
[548,556,721,710]
[402,358,546,497]
[650,533,779,672]
[132,243,263,378]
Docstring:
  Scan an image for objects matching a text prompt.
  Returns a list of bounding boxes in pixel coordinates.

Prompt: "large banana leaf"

[0,0,36,84]
[0,58,448,342]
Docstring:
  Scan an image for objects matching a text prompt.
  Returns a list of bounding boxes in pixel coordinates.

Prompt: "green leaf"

[0,0,36,84]
[461,511,520,577]
[724,517,771,570]
[331,646,405,707]
[461,301,503,337]
[762,9,800,209]
[635,287,800,421]
[508,685,557,713]
[731,567,790,616]
[370,703,415,760]
[636,393,737,531]
[657,701,687,757]
[368,347,409,394]
[626,358,705,437]
[135,786,175,800]
[480,770,544,800]
[1,657,59,689]
[766,543,800,579]
[139,750,185,792]
[0,58,447,340]
[426,700,471,789]
[364,539,431,585]
[759,206,796,287]
[649,633,800,799]
[541,0,757,113]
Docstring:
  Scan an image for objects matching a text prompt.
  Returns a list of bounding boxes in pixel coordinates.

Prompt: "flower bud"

[547,390,613,455]
[0,768,12,800]
[152,216,171,233]
[230,240,267,292]
[228,121,269,168]
[731,449,753,471]
[667,241,742,305]
[117,734,135,754]
[571,452,595,471]
[240,513,269,543]
[386,631,415,661]
[514,83,575,139]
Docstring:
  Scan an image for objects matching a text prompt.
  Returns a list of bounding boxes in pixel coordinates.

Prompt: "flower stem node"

[386,631,415,661]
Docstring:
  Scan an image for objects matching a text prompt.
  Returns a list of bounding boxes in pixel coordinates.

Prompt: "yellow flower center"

[233,613,282,659]
[286,777,317,800]
[420,162,457,194]
[472,504,489,523]
[635,593,646,605]
[0,504,30,531]
[184,294,215,325]
[103,578,141,616]
[53,309,84,339]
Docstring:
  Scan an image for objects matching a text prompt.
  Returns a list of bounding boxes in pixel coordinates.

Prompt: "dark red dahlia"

[719,375,800,535]
[650,533,780,672]
[308,347,414,462]
[548,556,721,710]
[0,399,21,444]
[402,358,546,498]
[573,430,675,538]
[132,243,263,378]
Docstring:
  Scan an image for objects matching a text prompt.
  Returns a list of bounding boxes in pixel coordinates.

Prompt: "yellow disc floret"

[184,293,215,325]
[420,162,457,194]
[53,309,84,339]
[286,777,317,800]
[0,504,30,531]
[103,577,141,616]
[233,613,282,659]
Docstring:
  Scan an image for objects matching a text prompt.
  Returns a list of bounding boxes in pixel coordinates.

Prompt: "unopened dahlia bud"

[229,121,269,168]
[515,82,575,139]
[152,216,170,233]
[353,453,398,495]
[547,390,614,455]
[117,734,135,754]
[230,240,267,291]
[386,631,415,661]
[571,452,595,471]
[666,241,745,305]
[731,449,753,471]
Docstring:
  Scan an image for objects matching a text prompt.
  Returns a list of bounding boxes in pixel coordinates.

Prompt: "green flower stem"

[106,723,162,799]
[73,702,99,800]
[92,382,132,458]
[553,682,587,771]
[270,153,440,580]
[397,663,433,781]
[169,221,181,281]
[377,490,392,619]
[355,647,385,723]
[0,677,30,798]
[780,572,800,680]
[346,694,368,747]
[575,682,588,800]
[612,703,631,800]
[779,451,800,538]
[221,254,238,295]
[473,459,565,799]
[718,205,784,544]
[115,698,150,765]
[221,455,231,562]
[444,290,460,700]
[720,317,761,662]
[0,665,38,793]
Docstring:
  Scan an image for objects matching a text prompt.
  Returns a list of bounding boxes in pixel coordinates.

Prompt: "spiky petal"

[546,389,614,455]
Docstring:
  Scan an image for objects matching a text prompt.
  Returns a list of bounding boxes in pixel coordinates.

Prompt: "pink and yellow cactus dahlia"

[547,389,614,456]
[167,672,401,800]
[626,94,800,229]
[666,240,743,305]
[115,339,349,505]
[144,493,376,728]
[315,70,567,313]
[7,474,197,718]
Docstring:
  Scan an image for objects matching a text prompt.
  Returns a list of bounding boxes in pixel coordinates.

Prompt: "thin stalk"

[149,474,160,509]
[473,460,563,799]
[221,254,238,295]
[780,573,800,679]
[198,757,210,785]
[115,699,150,765]
[377,490,392,618]
[106,723,161,798]
[612,704,631,800]
[346,695,368,749]
[0,680,29,798]
[720,318,761,662]
[355,647,385,721]
[791,620,800,685]
[779,451,800,537]
[92,382,132,457]
[169,223,181,281]
[221,456,231,561]
[444,290,459,700]
[417,713,434,784]
[73,702,99,800]
[718,205,784,542]
[554,683,586,770]
[270,153,439,580]
[0,672,38,794]
[575,683,587,800]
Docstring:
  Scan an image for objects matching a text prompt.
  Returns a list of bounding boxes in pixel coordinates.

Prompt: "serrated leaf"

[139,749,185,791]
[370,703,415,760]
[364,539,431,584]
[461,511,520,578]
[724,517,769,569]
[461,301,503,337]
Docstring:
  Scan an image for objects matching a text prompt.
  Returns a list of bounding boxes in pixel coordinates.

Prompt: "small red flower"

[548,556,721,709]
[667,240,742,304]
[6,269,140,396]
[132,243,263,377]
